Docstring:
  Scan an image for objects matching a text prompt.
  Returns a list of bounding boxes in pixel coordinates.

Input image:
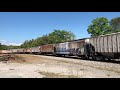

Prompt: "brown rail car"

[40,44,55,54]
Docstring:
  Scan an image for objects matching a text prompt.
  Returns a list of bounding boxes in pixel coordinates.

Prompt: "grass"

[39,71,79,78]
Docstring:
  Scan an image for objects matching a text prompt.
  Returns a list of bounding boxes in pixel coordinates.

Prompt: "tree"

[87,17,111,36]
[21,40,30,48]
[0,45,8,50]
[20,30,76,48]
[109,17,120,33]
[48,30,75,43]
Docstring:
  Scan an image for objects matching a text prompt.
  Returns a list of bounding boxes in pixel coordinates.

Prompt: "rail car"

[40,44,55,54]
[0,50,12,54]
[23,48,32,54]
[30,46,40,54]
[54,39,88,57]
[88,32,120,60]
[0,32,120,60]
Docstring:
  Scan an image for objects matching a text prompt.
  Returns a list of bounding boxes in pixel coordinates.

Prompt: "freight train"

[0,32,120,60]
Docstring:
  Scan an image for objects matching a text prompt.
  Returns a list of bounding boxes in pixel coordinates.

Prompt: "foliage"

[48,30,75,44]
[0,44,20,50]
[109,17,120,33]
[20,30,75,48]
[87,17,111,36]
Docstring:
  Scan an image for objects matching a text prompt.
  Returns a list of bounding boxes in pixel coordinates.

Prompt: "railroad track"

[1,53,120,64]
[32,54,120,64]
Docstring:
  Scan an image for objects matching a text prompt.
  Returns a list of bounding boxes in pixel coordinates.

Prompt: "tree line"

[21,30,75,48]
[0,16,120,50]
[0,43,20,50]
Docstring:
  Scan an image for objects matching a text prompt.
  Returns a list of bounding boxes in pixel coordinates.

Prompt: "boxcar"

[40,44,55,54]
[88,32,120,59]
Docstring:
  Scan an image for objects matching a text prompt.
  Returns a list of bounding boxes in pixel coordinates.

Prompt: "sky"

[0,12,120,46]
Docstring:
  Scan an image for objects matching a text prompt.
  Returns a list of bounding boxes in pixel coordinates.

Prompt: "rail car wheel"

[55,54,60,57]
[81,56,88,60]
[95,56,105,61]
[81,56,84,60]
[39,52,41,55]
[92,56,96,60]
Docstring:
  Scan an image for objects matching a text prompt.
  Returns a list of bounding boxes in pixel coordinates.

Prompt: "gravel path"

[0,54,120,78]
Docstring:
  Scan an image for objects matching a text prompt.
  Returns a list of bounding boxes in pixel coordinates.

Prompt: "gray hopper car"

[55,39,88,57]
[88,32,120,59]
[12,49,19,54]
[30,46,40,54]
[55,42,70,55]
[69,39,85,56]
[17,49,24,54]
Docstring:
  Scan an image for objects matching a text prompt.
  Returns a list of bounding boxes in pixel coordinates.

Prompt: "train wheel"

[55,54,59,57]
[95,56,104,61]
[92,56,96,60]
[81,56,87,60]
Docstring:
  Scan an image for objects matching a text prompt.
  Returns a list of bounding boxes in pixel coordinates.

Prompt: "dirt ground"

[0,54,120,78]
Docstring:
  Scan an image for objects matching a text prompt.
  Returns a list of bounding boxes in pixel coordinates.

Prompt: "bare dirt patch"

[0,54,120,78]
[0,54,25,63]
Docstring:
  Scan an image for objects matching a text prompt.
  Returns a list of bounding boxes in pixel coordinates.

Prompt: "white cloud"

[7,43,22,46]
[0,40,22,46]
[1,40,6,42]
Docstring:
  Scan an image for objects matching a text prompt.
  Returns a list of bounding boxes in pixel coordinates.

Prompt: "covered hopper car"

[88,32,120,59]
[30,46,40,54]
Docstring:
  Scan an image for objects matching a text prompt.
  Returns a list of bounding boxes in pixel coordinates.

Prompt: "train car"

[1,50,9,54]
[88,32,120,59]
[23,48,32,54]
[40,44,55,54]
[12,49,19,54]
[1,32,120,61]
[68,39,85,56]
[55,40,83,56]
[55,42,70,56]
[7,50,13,54]
[17,49,24,54]
[30,46,40,54]
[54,39,92,58]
